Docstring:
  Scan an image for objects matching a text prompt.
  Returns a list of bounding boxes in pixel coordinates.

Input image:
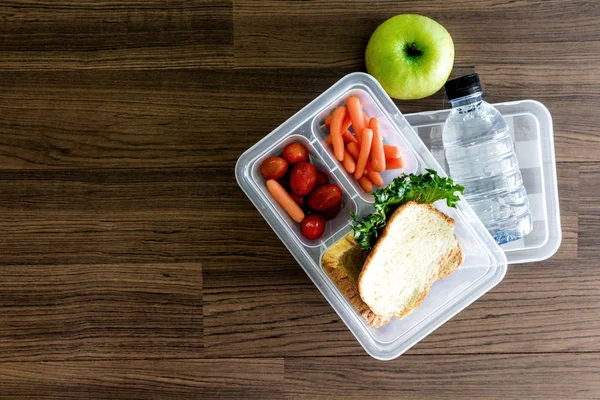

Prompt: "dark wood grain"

[285,354,600,399]
[0,69,349,169]
[0,1,233,70]
[0,263,202,360]
[578,163,600,259]
[0,359,284,399]
[204,257,600,357]
[0,0,599,397]
[0,168,287,265]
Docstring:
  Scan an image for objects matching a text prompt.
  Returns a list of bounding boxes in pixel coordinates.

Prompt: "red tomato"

[301,214,327,240]
[290,162,317,196]
[315,170,329,187]
[260,156,288,180]
[282,142,309,165]
[307,184,342,211]
[290,193,305,208]
[321,201,342,220]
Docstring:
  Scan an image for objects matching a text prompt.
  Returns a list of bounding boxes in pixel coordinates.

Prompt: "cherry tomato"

[301,213,327,240]
[307,184,342,211]
[315,170,329,187]
[282,142,309,165]
[290,193,305,208]
[321,201,342,220]
[290,162,317,196]
[260,156,288,180]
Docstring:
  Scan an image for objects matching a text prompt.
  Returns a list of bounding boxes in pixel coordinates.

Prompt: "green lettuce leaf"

[351,169,464,250]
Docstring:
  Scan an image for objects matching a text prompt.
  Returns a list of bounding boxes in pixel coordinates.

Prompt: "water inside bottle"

[443,76,532,244]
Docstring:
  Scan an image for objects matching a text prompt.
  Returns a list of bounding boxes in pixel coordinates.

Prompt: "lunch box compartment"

[251,134,358,247]
[312,88,418,203]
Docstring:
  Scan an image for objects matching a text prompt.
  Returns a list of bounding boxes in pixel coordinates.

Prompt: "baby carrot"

[326,114,351,131]
[386,157,404,170]
[342,130,358,144]
[266,179,305,223]
[346,96,365,144]
[346,142,360,160]
[342,113,352,132]
[328,131,356,145]
[366,162,384,186]
[342,150,356,174]
[354,128,373,180]
[331,106,347,162]
[383,144,401,159]
[357,175,373,193]
[329,131,356,145]
[369,118,385,172]
[363,111,370,129]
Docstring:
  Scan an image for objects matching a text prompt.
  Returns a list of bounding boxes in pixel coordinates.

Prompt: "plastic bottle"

[442,74,532,244]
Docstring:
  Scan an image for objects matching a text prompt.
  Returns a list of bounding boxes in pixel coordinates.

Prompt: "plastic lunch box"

[236,72,507,360]
[405,100,561,264]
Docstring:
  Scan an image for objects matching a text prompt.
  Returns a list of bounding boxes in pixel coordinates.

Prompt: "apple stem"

[405,42,422,57]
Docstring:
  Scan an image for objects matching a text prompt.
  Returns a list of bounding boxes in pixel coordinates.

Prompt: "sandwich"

[322,169,465,328]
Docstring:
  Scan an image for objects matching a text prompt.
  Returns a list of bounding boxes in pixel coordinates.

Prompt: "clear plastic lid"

[406,100,561,264]
[236,72,507,360]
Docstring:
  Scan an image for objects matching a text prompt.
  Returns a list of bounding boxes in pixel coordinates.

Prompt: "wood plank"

[203,260,363,357]
[0,68,348,169]
[0,0,233,70]
[0,359,283,399]
[205,258,600,357]
[233,0,600,68]
[578,163,600,259]
[0,167,265,265]
[0,66,594,172]
[284,354,600,399]
[0,263,202,361]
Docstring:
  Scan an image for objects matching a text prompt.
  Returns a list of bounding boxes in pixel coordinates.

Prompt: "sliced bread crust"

[322,233,390,328]
[358,202,464,319]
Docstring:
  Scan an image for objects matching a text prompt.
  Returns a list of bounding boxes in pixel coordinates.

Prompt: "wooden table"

[0,1,598,398]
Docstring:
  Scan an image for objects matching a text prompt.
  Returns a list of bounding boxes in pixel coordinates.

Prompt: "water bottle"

[442,74,532,244]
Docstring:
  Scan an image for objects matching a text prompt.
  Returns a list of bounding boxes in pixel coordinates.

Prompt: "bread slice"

[358,202,464,319]
[322,233,391,328]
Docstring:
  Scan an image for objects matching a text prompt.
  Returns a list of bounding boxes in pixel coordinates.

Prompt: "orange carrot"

[327,114,351,131]
[357,176,373,193]
[342,113,352,131]
[362,111,370,129]
[266,179,305,223]
[328,131,355,145]
[330,106,347,162]
[346,142,360,160]
[369,118,385,172]
[366,162,384,186]
[354,128,373,179]
[342,151,356,174]
[386,157,404,170]
[368,170,384,187]
[342,130,358,144]
[346,96,365,144]
[383,144,401,159]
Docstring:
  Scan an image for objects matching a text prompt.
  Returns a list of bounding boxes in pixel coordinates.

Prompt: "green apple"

[366,14,454,100]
